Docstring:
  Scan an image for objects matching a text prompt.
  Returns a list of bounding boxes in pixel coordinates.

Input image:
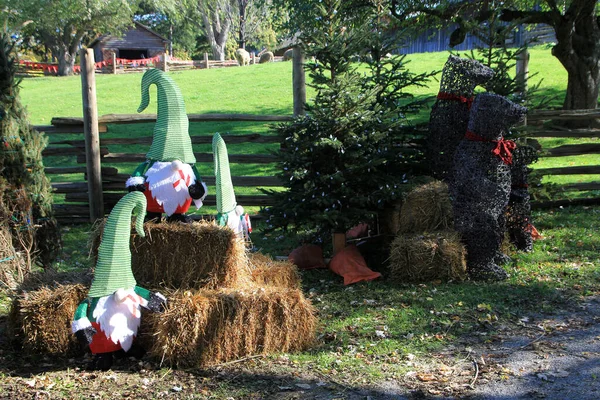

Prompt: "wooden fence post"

[112,52,117,74]
[292,46,306,117]
[161,53,169,72]
[80,48,104,222]
[516,48,529,94]
[204,52,210,69]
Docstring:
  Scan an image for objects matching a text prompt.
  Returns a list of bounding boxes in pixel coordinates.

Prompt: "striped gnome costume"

[213,133,251,241]
[126,69,207,223]
[71,192,167,371]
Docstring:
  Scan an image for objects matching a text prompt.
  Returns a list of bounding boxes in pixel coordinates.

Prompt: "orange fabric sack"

[328,245,382,285]
[288,244,327,270]
[346,223,369,239]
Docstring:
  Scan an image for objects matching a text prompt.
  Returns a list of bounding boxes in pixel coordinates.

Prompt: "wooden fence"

[38,113,292,224]
[18,53,285,76]
[524,109,600,208]
[39,108,600,223]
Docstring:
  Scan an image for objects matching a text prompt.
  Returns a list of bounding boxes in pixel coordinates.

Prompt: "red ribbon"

[465,130,516,165]
[437,92,474,109]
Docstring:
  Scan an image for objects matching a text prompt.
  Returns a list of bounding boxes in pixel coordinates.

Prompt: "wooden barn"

[90,21,169,62]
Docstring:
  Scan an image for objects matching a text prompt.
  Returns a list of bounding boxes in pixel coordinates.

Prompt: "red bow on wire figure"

[437,92,475,109]
[465,130,516,165]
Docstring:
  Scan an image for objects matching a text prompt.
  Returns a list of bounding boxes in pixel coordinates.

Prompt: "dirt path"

[1,296,599,399]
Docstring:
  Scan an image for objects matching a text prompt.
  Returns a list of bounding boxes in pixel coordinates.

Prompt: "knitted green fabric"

[88,192,147,298]
[138,69,196,164]
[212,133,236,217]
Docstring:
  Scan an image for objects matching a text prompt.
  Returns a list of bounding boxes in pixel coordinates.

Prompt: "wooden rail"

[40,113,287,223]
[39,108,600,222]
[524,109,600,208]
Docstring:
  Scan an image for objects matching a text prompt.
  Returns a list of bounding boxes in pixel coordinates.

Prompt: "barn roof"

[89,21,169,48]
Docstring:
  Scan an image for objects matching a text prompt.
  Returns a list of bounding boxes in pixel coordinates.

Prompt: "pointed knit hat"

[88,192,147,298]
[138,68,196,164]
[213,133,237,225]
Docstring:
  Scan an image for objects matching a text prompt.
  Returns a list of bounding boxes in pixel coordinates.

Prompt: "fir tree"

[261,0,433,242]
[0,28,61,268]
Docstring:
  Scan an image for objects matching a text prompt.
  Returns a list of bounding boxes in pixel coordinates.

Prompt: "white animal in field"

[235,48,251,66]
[259,51,274,64]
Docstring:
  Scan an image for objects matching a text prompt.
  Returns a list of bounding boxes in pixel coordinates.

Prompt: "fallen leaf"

[416,373,437,382]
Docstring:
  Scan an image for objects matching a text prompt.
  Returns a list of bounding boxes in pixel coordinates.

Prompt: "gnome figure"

[126,69,207,223]
[72,192,167,371]
[213,133,251,240]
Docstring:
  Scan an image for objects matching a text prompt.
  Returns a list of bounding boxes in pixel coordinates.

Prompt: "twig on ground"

[518,332,546,350]
[211,354,265,368]
[469,357,479,388]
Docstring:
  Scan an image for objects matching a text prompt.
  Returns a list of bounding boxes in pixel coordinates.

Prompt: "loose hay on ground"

[8,283,88,355]
[0,225,25,290]
[389,231,467,283]
[398,181,453,234]
[91,220,251,290]
[145,287,317,367]
[248,252,301,289]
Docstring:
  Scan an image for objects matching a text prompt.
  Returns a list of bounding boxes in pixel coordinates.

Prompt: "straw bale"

[91,220,251,290]
[398,181,453,234]
[0,224,25,290]
[145,287,317,367]
[9,283,88,355]
[248,252,301,289]
[389,231,467,283]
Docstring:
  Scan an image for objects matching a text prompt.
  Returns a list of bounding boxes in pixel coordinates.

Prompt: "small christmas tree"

[0,28,60,269]
[261,0,432,243]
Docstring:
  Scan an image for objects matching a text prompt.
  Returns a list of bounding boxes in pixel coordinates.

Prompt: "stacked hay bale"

[144,287,315,367]
[11,221,316,367]
[7,270,93,354]
[388,181,467,283]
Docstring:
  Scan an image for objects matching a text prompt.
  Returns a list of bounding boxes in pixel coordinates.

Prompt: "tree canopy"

[2,0,145,75]
[389,0,600,110]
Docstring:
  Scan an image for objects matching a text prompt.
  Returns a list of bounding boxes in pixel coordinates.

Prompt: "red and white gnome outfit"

[72,192,166,370]
[126,69,206,220]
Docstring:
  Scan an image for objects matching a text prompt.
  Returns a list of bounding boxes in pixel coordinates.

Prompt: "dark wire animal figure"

[506,145,539,252]
[426,55,494,182]
[451,93,527,281]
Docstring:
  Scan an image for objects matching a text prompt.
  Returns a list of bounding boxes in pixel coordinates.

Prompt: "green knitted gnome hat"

[213,133,236,223]
[138,69,196,164]
[88,192,147,298]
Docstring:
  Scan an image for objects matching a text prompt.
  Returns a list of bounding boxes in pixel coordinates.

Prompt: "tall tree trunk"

[238,0,248,49]
[560,60,600,110]
[551,2,600,111]
[201,1,233,61]
[56,46,75,76]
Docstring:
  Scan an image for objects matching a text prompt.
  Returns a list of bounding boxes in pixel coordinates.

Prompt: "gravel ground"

[0,296,598,399]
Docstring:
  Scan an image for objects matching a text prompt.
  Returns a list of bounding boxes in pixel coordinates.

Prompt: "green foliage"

[261,0,433,240]
[0,29,60,267]
[458,12,555,110]
[6,0,138,75]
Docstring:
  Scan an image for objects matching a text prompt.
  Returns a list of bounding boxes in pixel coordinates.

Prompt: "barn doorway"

[118,49,148,59]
